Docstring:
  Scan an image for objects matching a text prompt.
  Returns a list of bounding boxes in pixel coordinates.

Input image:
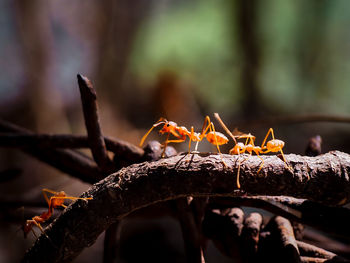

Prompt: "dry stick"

[240,212,263,263]
[300,257,328,263]
[176,196,208,263]
[261,216,301,263]
[0,120,102,183]
[0,133,144,162]
[175,198,204,263]
[202,208,244,261]
[297,240,337,260]
[209,195,350,239]
[77,74,118,263]
[300,256,350,263]
[22,151,350,263]
[77,74,114,174]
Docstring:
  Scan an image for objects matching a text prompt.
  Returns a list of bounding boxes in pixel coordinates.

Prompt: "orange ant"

[196,116,229,155]
[139,117,201,156]
[260,128,292,171]
[139,117,229,159]
[214,113,291,188]
[23,189,92,238]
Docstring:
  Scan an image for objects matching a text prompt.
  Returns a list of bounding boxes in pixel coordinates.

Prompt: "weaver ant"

[139,117,201,156]
[214,113,291,188]
[260,128,292,171]
[23,189,92,238]
[139,116,229,164]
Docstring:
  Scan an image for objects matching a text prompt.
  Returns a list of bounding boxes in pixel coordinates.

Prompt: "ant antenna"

[214,113,237,144]
[139,119,166,147]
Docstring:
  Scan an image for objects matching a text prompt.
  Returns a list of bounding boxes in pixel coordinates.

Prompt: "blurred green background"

[1,0,350,262]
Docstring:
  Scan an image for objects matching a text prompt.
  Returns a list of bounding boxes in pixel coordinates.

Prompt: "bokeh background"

[1,0,350,262]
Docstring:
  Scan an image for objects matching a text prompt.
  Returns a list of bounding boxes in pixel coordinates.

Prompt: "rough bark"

[22,151,350,262]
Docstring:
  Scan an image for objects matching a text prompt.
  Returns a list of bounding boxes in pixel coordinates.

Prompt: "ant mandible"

[23,189,92,238]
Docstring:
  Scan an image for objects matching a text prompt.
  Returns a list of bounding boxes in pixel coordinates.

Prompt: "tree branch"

[0,133,144,162]
[0,119,103,183]
[22,151,350,262]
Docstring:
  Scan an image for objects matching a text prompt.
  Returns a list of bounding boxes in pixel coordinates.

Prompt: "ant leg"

[237,151,253,188]
[166,139,186,143]
[33,220,45,234]
[32,220,57,247]
[261,148,292,172]
[236,152,242,188]
[161,132,171,157]
[188,126,194,153]
[194,117,212,151]
[54,196,93,201]
[42,189,62,205]
[256,154,265,174]
[51,196,92,209]
[200,116,213,140]
[279,149,293,171]
[261,128,274,149]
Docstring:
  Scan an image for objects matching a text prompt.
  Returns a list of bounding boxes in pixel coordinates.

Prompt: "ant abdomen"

[266,139,285,151]
[206,131,228,145]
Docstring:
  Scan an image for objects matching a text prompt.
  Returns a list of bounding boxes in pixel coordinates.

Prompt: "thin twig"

[77,74,114,173]
[0,133,144,162]
[175,198,204,263]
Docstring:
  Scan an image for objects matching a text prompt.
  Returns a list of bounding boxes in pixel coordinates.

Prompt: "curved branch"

[22,151,350,262]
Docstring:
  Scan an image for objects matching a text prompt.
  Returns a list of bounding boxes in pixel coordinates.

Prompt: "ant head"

[159,121,177,134]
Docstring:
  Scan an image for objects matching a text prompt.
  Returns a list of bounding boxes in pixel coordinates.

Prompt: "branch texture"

[22,151,350,262]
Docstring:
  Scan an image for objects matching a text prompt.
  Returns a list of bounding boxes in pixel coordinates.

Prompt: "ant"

[23,189,92,238]
[260,128,292,171]
[139,117,229,163]
[195,116,229,166]
[214,113,291,188]
[139,117,201,156]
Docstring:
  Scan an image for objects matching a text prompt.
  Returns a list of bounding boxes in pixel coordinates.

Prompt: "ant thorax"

[230,142,246,154]
[177,126,190,135]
